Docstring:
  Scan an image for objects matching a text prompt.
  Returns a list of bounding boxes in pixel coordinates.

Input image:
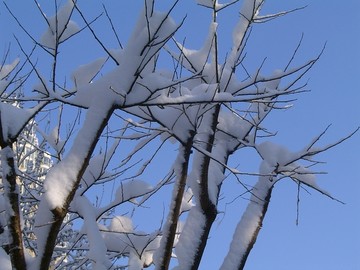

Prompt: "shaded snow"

[115,179,153,203]
[73,196,109,269]
[173,206,205,269]
[0,248,11,270]
[71,57,107,87]
[221,160,273,269]
[0,103,33,142]
[40,0,80,49]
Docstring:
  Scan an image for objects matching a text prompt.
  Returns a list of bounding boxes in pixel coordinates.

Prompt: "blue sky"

[1,1,359,269]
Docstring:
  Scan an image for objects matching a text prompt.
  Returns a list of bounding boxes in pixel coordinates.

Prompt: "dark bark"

[158,135,194,270]
[2,147,27,270]
[0,110,27,270]
[238,186,273,270]
[190,105,221,270]
[38,107,115,270]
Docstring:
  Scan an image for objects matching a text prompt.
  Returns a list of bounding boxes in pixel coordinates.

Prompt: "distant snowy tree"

[0,0,357,270]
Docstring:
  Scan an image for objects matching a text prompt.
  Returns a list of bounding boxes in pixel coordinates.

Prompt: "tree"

[0,0,357,269]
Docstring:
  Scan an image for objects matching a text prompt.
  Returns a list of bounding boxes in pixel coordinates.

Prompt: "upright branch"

[0,143,27,270]
[155,134,194,270]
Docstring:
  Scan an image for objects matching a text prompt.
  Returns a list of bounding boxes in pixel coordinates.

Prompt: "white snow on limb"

[217,109,252,144]
[38,124,65,154]
[0,102,33,141]
[0,147,16,217]
[0,58,19,80]
[71,57,107,87]
[175,22,217,72]
[30,199,53,270]
[240,0,263,21]
[226,0,263,70]
[109,215,133,233]
[43,98,114,209]
[32,76,50,97]
[115,179,152,203]
[0,247,11,270]
[173,206,205,269]
[40,0,80,49]
[80,153,108,188]
[220,161,274,269]
[180,188,194,213]
[196,0,214,8]
[102,224,161,268]
[265,69,283,90]
[73,196,109,269]
[257,141,330,194]
[196,0,227,10]
[73,10,177,108]
[257,141,297,167]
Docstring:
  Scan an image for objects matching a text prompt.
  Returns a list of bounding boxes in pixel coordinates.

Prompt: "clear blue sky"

[1,1,359,269]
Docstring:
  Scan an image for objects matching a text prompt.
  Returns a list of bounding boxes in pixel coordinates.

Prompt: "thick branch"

[37,105,115,270]
[156,134,194,270]
[0,145,27,270]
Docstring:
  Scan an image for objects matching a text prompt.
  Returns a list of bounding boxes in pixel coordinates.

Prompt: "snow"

[0,58,19,80]
[73,196,109,269]
[41,95,115,211]
[0,58,19,94]
[0,247,11,270]
[0,103,33,142]
[102,221,161,269]
[197,0,228,10]
[196,0,214,8]
[240,0,262,21]
[30,199,53,270]
[72,8,178,108]
[109,215,133,233]
[175,22,217,72]
[220,160,274,269]
[224,0,263,74]
[257,141,297,167]
[115,179,153,203]
[173,206,205,269]
[71,57,107,87]
[40,0,80,49]
[37,124,65,154]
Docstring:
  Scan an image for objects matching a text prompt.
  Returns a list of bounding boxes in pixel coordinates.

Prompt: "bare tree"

[0,1,357,270]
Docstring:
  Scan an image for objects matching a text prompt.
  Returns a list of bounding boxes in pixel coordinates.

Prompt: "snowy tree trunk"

[0,104,27,269]
[35,104,115,270]
[192,106,221,270]
[221,164,274,270]
[155,135,194,270]
[0,144,26,270]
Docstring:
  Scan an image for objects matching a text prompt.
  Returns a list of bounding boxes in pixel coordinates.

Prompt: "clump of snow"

[0,248,11,270]
[173,206,205,269]
[197,0,227,10]
[196,0,214,8]
[240,0,262,21]
[42,97,115,209]
[257,141,296,167]
[0,103,33,142]
[73,196,109,269]
[180,188,194,213]
[109,216,133,233]
[37,124,65,154]
[32,75,50,97]
[40,0,80,49]
[115,179,152,203]
[0,58,19,80]
[175,22,217,72]
[220,160,274,269]
[71,57,107,87]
